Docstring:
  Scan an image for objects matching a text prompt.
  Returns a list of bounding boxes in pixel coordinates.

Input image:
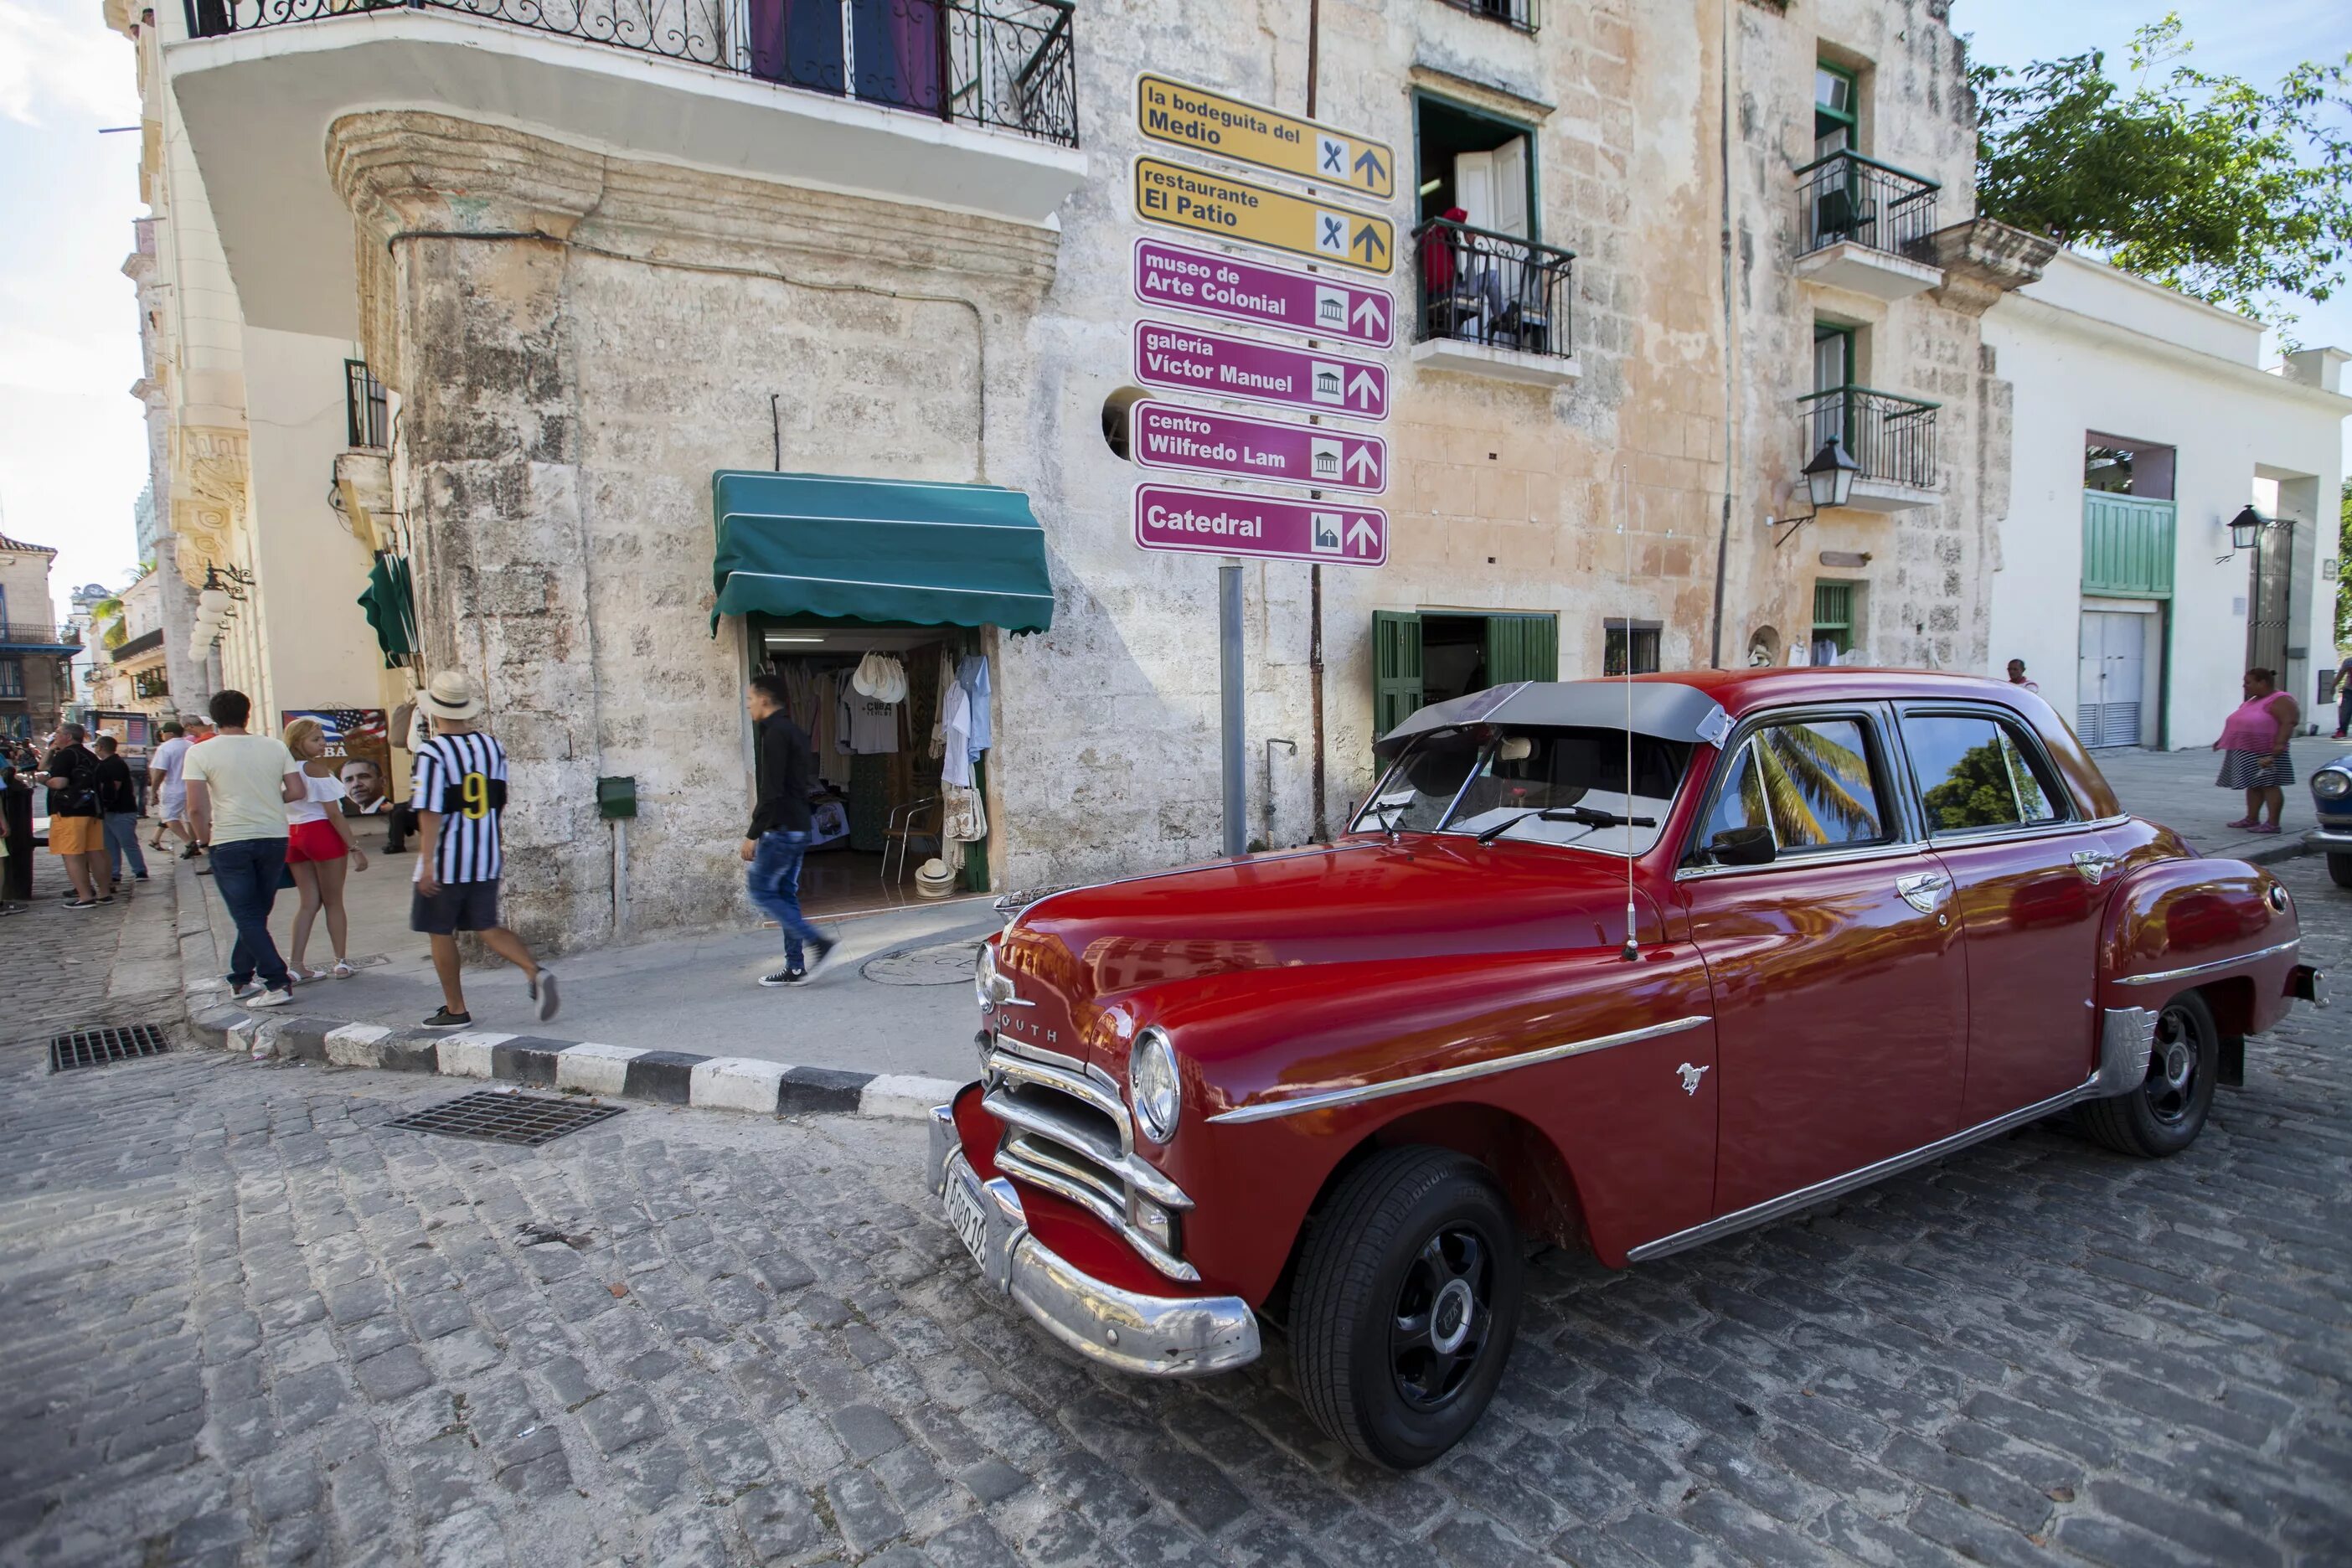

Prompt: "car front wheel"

[2328,853,2352,889]
[2078,990,2220,1158]
[1291,1147,1522,1469]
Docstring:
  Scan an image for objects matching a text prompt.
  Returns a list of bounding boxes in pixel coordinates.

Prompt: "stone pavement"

[2096,734,2345,866]
[7,857,2352,1565]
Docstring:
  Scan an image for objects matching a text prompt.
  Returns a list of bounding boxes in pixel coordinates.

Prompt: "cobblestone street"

[3,858,2350,1566]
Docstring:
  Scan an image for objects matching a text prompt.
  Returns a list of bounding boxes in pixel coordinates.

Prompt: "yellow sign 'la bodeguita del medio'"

[1136,74,1396,202]
[1133,158,1395,277]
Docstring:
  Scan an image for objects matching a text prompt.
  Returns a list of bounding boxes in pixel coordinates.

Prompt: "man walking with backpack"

[43,724,109,908]
[409,671,559,1029]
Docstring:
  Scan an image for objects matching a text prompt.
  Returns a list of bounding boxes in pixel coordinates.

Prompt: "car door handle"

[1895,871,1950,913]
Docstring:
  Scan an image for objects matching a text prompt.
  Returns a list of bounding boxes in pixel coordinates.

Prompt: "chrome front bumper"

[926,1104,1260,1378]
[2303,826,2352,850]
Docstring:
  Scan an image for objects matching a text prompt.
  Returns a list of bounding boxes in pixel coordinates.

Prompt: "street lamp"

[2227,504,2267,552]
[1803,438,1861,512]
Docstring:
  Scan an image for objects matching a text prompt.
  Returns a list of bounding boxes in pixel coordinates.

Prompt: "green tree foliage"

[1972,17,2352,327]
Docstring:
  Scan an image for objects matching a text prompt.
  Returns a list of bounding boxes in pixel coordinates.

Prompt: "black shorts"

[411,878,500,935]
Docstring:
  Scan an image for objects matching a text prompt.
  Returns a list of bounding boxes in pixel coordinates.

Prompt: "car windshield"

[1358,727,1691,855]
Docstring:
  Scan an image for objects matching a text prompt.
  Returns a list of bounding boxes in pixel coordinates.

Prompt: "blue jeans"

[103,813,147,882]
[210,837,291,992]
[747,830,825,967]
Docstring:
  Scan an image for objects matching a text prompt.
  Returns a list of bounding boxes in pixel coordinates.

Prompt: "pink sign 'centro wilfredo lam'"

[1132,482,1387,567]
[1132,320,1389,421]
[1129,400,1386,494]
[1132,238,1394,348]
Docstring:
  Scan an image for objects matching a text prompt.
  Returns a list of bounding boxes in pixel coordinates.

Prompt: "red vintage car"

[927,669,2325,1467]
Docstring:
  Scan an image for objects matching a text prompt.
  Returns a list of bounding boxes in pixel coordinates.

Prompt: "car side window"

[1702,716,1890,854]
[1902,713,2067,835]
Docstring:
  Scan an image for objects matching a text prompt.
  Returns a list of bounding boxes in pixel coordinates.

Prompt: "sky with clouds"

[0,0,2341,626]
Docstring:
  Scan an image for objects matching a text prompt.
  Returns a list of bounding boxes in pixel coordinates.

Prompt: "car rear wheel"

[1291,1147,1522,1469]
[2328,853,2352,889]
[2078,991,2219,1158]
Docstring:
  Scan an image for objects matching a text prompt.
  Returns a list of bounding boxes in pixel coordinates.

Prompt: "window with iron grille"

[346,360,389,450]
[1603,621,1660,676]
[0,658,21,699]
[1434,0,1538,32]
[1812,581,1856,657]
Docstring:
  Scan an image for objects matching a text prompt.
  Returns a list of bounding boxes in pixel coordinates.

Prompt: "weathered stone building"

[0,530,80,740]
[121,0,2042,947]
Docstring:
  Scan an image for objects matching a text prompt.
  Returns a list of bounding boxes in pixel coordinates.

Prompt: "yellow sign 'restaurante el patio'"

[1132,158,1395,276]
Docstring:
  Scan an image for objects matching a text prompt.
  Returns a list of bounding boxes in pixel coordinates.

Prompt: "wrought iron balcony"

[0,624,79,651]
[1798,385,1939,493]
[111,628,167,664]
[1411,218,1575,360]
[1796,149,1940,260]
[1432,0,1537,33]
[183,0,1080,147]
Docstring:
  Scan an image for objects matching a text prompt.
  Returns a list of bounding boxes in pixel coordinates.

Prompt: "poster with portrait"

[282,708,396,817]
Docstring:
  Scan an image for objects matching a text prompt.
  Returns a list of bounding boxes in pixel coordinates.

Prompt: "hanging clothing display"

[851,651,908,704]
[940,675,974,789]
[957,654,993,757]
[928,647,957,761]
[840,686,901,754]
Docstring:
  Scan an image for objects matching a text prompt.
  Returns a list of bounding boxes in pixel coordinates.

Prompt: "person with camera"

[43,723,109,908]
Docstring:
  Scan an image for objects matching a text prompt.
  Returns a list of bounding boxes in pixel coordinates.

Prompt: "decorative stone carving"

[171,426,249,587]
[1921,219,2061,317]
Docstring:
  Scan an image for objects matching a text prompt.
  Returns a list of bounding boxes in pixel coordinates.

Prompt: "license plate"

[946,1173,991,1270]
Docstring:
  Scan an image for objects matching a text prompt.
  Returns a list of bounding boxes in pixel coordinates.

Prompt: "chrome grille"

[983,1036,1197,1282]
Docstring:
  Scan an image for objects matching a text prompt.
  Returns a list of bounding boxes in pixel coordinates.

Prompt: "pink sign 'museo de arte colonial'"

[1131,238,1395,348]
[1133,482,1388,568]
[1129,400,1386,494]
[1132,320,1389,421]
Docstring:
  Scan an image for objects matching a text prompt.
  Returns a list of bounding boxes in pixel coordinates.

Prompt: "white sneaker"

[246,987,294,1009]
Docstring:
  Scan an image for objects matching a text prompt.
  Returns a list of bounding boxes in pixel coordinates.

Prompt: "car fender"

[2096,858,2301,1045]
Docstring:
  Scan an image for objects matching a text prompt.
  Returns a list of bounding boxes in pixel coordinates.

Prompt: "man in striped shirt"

[409,671,559,1029]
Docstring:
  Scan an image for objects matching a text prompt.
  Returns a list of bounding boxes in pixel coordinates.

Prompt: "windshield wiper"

[1474,805,1658,844]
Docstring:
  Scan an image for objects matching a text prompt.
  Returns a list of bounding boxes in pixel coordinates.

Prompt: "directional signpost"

[1129,400,1386,494]
[1132,239,1392,348]
[1135,483,1388,568]
[1134,157,1394,276]
[1133,321,1388,420]
[1136,74,1397,201]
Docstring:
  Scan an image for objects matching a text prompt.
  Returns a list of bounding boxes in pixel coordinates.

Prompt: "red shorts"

[286,818,348,864]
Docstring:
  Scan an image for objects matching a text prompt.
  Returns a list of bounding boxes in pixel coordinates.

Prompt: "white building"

[1984,252,2349,750]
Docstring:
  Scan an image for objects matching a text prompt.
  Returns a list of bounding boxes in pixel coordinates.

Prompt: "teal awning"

[711,471,1055,634]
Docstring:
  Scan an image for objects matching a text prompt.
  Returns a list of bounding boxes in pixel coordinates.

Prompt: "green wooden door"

[1373,611,1424,738]
[1483,613,1559,686]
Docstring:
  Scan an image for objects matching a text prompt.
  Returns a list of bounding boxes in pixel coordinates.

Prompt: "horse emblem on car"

[1676,1062,1710,1096]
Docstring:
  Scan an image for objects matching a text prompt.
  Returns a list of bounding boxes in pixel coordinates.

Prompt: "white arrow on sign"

[1346,518,1380,556]
[1344,445,1380,484]
[1347,369,1382,411]
[1352,297,1386,335]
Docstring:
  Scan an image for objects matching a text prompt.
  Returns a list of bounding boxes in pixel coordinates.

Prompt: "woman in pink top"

[2214,668,2300,833]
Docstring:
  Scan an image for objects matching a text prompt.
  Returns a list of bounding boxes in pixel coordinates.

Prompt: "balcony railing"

[346,360,389,450]
[1798,385,1939,492]
[0,623,79,650]
[111,628,167,663]
[1412,218,1575,359]
[183,0,1080,147]
[1433,0,1537,33]
[1796,149,1940,259]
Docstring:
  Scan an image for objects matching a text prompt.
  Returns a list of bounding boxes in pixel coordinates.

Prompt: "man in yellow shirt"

[184,689,305,1007]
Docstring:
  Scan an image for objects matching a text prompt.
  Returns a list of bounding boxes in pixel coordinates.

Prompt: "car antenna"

[1617,465,1638,964]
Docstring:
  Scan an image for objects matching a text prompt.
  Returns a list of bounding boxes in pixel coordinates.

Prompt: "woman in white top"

[281,719,369,978]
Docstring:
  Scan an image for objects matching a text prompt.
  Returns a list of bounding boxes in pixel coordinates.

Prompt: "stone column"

[330,114,614,950]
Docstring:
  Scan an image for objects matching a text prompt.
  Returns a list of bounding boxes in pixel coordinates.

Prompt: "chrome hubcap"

[1430,1279,1475,1355]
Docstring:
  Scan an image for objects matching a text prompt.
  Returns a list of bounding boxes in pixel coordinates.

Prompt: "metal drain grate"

[49,1024,173,1073]
[388,1091,624,1147]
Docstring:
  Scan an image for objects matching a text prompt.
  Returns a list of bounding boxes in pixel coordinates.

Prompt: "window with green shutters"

[1373,611,1425,739]
[1812,580,1855,653]
[1484,613,1559,687]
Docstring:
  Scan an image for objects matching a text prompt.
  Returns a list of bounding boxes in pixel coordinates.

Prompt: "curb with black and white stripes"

[182,988,966,1122]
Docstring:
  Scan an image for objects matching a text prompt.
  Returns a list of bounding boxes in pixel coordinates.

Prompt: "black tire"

[2078,990,2220,1158]
[1290,1147,1522,1469]
[2329,854,2352,890]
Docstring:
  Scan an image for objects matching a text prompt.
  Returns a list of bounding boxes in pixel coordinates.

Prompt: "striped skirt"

[2216,750,2294,790]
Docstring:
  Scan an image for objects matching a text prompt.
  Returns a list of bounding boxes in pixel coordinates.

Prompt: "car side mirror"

[1709,826,1776,866]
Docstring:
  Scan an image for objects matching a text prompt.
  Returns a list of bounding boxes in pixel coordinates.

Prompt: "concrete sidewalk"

[2089,733,2341,865]
[176,846,997,1082]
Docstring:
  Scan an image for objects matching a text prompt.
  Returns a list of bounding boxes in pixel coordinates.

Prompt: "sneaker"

[246,987,294,1009]
[421,1007,472,1028]
[230,978,266,999]
[759,967,810,987]
[802,936,838,977]
[534,971,560,1024]
[64,898,103,910]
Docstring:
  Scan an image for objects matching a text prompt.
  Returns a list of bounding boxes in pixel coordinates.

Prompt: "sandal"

[2225,818,2257,828]
[332,961,354,978]
[2248,823,2282,835]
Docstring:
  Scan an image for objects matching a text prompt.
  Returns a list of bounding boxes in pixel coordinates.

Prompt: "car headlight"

[2315,770,2351,800]
[1129,1027,1182,1145]
[974,941,1013,1011]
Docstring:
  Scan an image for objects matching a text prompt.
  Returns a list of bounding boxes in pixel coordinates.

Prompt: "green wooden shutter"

[1373,611,1424,738]
[1484,614,1559,686]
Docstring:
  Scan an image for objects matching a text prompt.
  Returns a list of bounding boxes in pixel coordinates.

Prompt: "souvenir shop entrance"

[747,615,995,920]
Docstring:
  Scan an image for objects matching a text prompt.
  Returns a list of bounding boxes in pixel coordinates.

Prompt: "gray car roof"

[1371,679,1733,758]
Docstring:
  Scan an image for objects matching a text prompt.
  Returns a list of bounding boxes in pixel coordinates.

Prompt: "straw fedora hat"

[417,669,486,721]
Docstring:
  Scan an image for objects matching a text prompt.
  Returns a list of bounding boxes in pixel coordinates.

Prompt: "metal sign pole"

[1220,561,1246,856]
